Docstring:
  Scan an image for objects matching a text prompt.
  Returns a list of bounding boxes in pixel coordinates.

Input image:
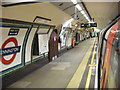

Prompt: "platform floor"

[8,38,96,88]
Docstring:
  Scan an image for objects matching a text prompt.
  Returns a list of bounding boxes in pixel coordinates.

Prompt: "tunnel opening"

[32,33,39,56]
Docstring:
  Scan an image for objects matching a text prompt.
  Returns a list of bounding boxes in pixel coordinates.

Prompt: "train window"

[101,41,106,68]
[105,27,112,39]
[101,27,112,69]
[109,26,120,87]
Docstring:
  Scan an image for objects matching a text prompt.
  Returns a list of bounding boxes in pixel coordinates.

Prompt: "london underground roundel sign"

[0,38,21,65]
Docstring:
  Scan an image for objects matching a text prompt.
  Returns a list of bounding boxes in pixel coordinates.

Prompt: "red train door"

[48,29,58,62]
[72,37,75,47]
[102,21,119,88]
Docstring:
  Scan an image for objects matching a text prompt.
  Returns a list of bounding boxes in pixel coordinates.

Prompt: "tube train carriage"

[98,16,120,88]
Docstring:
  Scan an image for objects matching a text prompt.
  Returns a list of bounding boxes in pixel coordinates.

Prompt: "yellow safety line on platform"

[89,64,98,66]
[66,40,95,88]
[85,41,96,88]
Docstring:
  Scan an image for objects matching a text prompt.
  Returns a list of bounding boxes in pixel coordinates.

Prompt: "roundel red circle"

[1,37,18,65]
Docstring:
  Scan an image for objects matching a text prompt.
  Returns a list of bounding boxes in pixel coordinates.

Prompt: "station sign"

[81,23,97,28]
[8,28,19,36]
[0,38,21,65]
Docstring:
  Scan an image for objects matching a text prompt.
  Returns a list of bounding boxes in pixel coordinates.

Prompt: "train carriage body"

[98,16,120,88]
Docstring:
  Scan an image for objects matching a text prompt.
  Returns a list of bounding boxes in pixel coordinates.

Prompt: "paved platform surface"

[8,38,96,88]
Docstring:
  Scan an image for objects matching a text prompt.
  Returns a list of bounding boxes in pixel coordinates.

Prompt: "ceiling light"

[71,0,91,22]
[84,14,89,19]
[75,4,82,11]
[71,0,77,4]
[81,10,85,15]
[87,19,90,22]
[83,14,87,17]
[83,15,90,22]
[86,17,88,20]
[86,17,89,20]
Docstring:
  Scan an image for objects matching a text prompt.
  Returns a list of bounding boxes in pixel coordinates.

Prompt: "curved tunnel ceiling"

[51,2,119,30]
[83,2,119,29]
[2,1,120,30]
[50,2,120,30]
[51,2,89,23]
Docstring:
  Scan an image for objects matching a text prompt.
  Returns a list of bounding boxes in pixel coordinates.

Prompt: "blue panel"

[0,46,21,57]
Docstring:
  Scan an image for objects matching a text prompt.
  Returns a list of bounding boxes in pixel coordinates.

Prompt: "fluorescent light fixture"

[87,18,90,22]
[71,0,90,22]
[83,14,90,21]
[84,14,87,18]
[76,4,82,11]
[86,17,89,20]
[81,10,85,15]
[3,0,37,2]
[84,14,89,20]
[71,0,77,4]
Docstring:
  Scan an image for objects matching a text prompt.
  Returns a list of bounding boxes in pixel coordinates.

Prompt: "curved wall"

[2,2,71,28]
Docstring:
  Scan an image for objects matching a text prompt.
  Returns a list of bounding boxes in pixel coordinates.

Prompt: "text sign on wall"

[8,28,19,36]
[81,23,97,28]
[0,46,21,57]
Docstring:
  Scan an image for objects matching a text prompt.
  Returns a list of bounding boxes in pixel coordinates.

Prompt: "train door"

[60,31,67,49]
[32,25,54,62]
[80,31,84,41]
[72,31,75,47]
[75,32,80,45]
[66,31,72,49]
[33,33,39,55]
[48,29,58,62]
[79,32,82,41]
